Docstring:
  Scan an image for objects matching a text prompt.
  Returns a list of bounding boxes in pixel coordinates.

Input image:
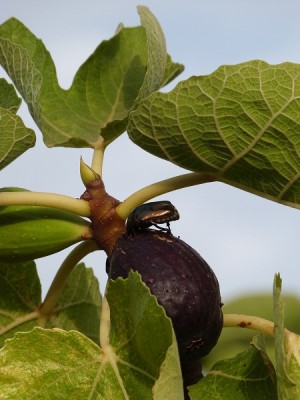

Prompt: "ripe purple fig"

[106,230,223,386]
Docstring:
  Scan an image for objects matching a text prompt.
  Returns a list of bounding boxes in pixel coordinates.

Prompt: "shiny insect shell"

[126,200,180,233]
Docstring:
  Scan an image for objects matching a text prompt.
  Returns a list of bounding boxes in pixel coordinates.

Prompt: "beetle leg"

[151,222,172,234]
[166,221,171,233]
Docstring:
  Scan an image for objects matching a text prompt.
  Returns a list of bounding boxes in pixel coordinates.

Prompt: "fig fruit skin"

[107,230,223,381]
[181,357,203,388]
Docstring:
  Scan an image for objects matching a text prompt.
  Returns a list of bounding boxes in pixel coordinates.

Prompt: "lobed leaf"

[0,78,35,170]
[0,18,145,148]
[189,344,277,399]
[0,7,182,149]
[134,5,167,103]
[0,261,41,347]
[47,263,102,345]
[105,271,183,399]
[152,332,183,400]
[161,54,185,87]
[0,272,182,399]
[0,262,101,346]
[0,328,100,399]
[0,78,21,111]
[128,60,300,209]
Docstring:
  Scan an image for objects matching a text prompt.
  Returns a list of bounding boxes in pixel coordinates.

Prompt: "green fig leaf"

[0,261,41,347]
[0,272,182,399]
[189,344,277,400]
[0,8,182,148]
[47,263,102,345]
[128,60,300,209]
[0,17,147,148]
[0,263,101,346]
[273,274,300,399]
[0,328,101,399]
[0,78,21,111]
[136,7,184,95]
[0,78,35,170]
[161,54,185,87]
[152,332,184,400]
[134,5,166,103]
[104,271,183,399]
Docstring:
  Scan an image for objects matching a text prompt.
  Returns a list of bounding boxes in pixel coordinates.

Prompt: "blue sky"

[2,1,300,304]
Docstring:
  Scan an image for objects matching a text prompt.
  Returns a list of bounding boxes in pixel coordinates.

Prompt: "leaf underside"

[0,7,183,150]
[128,60,300,209]
[0,78,35,170]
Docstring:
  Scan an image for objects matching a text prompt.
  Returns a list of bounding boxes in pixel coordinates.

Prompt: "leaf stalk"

[116,172,216,220]
[92,141,106,176]
[0,191,91,217]
[39,240,99,317]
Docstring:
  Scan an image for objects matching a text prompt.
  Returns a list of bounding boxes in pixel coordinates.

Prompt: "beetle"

[126,200,180,233]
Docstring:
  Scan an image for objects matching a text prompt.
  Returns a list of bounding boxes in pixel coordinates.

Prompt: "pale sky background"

[1,0,300,305]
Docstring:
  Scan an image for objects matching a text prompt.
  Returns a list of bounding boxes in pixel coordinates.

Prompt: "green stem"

[39,240,99,317]
[92,142,106,176]
[116,172,216,220]
[0,191,91,217]
[223,313,275,336]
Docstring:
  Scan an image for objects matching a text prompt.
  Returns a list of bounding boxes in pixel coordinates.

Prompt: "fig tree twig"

[223,313,276,336]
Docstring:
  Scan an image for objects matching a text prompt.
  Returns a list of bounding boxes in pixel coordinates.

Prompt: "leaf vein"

[220,93,300,175]
[209,369,270,382]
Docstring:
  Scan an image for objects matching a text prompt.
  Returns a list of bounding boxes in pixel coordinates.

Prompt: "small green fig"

[0,188,92,262]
